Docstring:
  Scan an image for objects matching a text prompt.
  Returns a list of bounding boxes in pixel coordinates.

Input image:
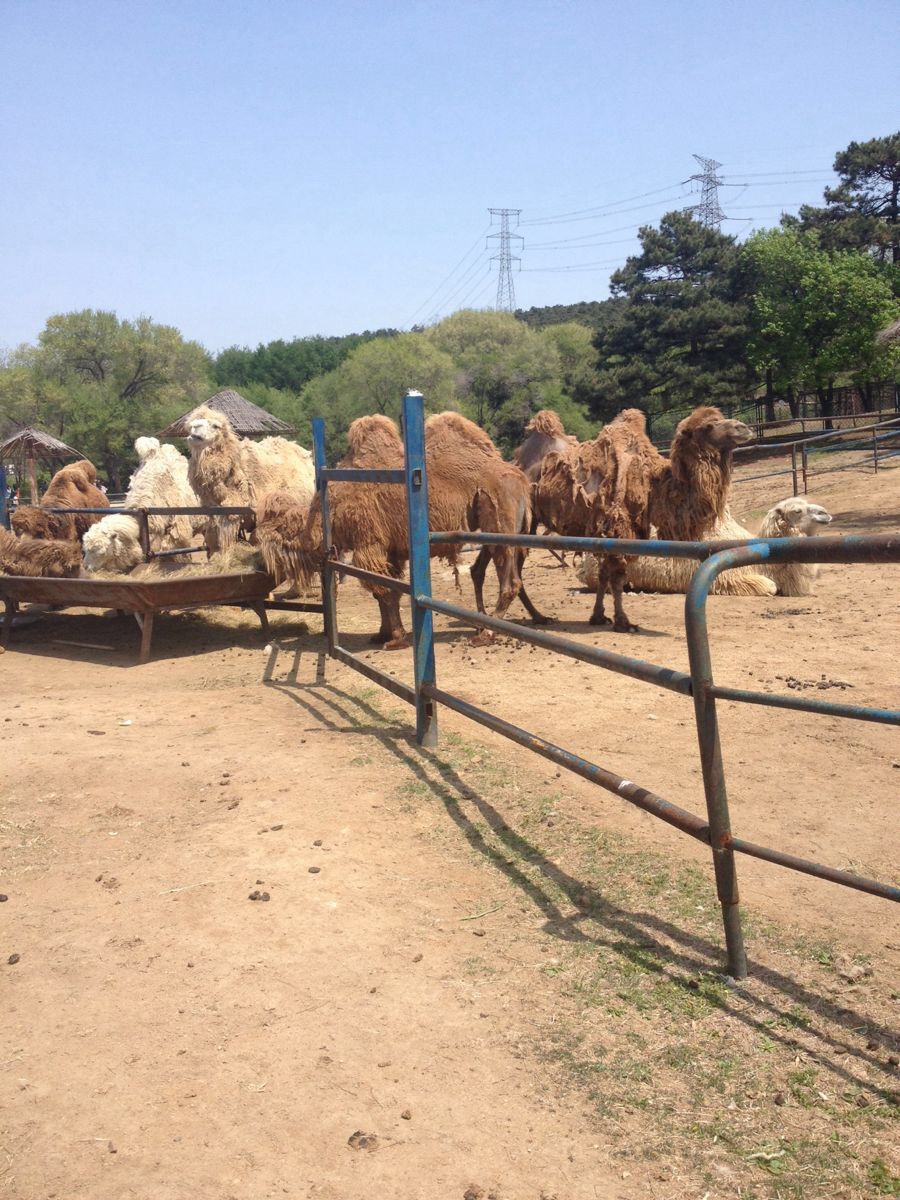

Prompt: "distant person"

[99,481,108,495]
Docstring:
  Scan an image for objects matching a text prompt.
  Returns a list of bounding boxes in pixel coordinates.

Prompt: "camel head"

[771,497,833,536]
[674,407,753,454]
[186,406,233,451]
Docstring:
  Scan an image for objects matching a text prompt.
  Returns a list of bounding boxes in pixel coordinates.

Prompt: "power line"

[520,181,688,226]
[405,224,492,327]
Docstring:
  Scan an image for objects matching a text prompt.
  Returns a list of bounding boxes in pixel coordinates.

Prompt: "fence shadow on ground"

[262,649,897,1105]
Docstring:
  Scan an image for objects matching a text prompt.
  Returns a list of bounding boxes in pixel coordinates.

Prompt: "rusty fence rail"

[313,394,899,980]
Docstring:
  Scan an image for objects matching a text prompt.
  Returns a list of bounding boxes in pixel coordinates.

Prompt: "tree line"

[2,132,897,485]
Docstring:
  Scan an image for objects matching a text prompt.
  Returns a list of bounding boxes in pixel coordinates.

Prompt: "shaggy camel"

[511,407,580,568]
[256,411,549,649]
[186,406,315,549]
[535,406,763,630]
[579,496,833,597]
[82,438,203,574]
[0,529,83,578]
[514,409,577,482]
[11,460,109,542]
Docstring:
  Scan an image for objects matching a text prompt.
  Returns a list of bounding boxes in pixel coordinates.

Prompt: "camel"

[256,411,550,649]
[185,405,315,549]
[511,407,580,567]
[535,406,767,631]
[578,495,833,597]
[11,460,109,542]
[757,496,833,595]
[82,438,204,574]
[0,528,82,578]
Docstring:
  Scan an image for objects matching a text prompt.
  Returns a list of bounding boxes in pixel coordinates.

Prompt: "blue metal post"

[312,418,337,657]
[402,391,437,748]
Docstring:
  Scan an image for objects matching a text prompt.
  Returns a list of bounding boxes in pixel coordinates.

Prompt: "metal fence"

[732,415,900,494]
[313,392,899,981]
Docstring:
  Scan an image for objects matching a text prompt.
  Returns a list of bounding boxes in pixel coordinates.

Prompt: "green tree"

[17,310,212,487]
[742,228,899,420]
[789,132,900,267]
[298,334,457,461]
[593,211,751,419]
[426,309,562,449]
[213,330,399,392]
[539,322,602,412]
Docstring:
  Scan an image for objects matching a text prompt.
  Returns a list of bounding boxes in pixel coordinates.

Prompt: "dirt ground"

[2,455,898,1199]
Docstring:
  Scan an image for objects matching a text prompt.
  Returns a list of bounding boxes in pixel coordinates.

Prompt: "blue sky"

[2,0,897,355]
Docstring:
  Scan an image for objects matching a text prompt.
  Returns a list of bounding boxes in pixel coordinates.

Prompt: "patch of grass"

[867,1157,900,1196]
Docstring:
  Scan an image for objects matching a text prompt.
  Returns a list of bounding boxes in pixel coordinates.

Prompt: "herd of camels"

[255,403,820,649]
[4,402,830,648]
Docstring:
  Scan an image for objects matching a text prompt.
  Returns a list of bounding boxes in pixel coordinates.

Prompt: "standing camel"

[256,412,550,649]
[535,406,760,631]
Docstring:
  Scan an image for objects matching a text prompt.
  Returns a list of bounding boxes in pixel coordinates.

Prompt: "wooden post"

[27,454,39,505]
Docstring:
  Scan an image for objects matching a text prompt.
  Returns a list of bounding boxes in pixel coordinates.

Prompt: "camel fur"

[11,460,109,542]
[256,411,549,649]
[186,406,315,549]
[82,438,204,574]
[0,529,82,578]
[537,406,770,629]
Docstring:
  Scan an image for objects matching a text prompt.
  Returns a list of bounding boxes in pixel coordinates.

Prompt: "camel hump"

[345,415,404,465]
[426,411,499,457]
[135,437,160,461]
[525,409,567,437]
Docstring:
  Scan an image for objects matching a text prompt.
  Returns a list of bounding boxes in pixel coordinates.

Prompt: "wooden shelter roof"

[0,426,84,461]
[157,389,294,438]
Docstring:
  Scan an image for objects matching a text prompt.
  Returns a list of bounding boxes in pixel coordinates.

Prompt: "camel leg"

[381,592,410,651]
[609,557,639,633]
[468,547,518,647]
[589,556,613,626]
[369,595,395,644]
[469,546,490,613]
[514,549,552,625]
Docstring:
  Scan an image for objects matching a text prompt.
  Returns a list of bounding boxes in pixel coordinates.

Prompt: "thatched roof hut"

[875,316,900,345]
[0,427,85,503]
[158,389,294,438]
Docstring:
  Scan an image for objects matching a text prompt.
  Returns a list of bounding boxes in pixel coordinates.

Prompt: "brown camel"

[0,529,83,578]
[11,460,109,542]
[534,406,754,631]
[256,411,550,649]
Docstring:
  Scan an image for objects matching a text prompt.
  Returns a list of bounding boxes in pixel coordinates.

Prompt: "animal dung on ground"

[248,890,270,901]
[347,1130,379,1152]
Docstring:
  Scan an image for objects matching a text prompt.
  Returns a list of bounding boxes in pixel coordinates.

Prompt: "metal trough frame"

[314,393,899,979]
